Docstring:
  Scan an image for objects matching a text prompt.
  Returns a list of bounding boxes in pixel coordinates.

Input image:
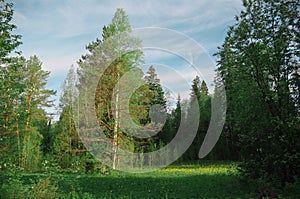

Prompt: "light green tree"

[78,8,143,169]
[53,65,88,169]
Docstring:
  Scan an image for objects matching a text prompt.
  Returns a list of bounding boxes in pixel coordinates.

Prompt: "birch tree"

[78,9,143,169]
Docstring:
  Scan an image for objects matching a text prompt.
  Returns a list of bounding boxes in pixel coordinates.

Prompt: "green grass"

[1,161,299,198]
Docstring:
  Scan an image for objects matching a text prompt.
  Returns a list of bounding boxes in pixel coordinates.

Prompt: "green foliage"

[160,95,181,144]
[20,55,56,170]
[22,127,43,171]
[0,175,58,199]
[53,107,81,168]
[182,76,212,161]
[77,8,145,169]
[0,58,25,169]
[0,0,22,62]
[216,0,300,186]
[131,66,167,154]
[2,3,299,197]
[0,10,55,169]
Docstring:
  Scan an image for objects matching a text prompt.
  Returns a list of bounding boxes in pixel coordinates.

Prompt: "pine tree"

[0,58,26,167]
[0,1,56,171]
[132,66,167,156]
[20,55,56,170]
[0,1,23,167]
[200,80,208,95]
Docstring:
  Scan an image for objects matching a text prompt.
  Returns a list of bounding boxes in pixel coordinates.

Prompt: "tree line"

[0,0,299,187]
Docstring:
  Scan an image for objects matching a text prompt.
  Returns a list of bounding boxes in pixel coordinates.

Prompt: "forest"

[0,0,299,198]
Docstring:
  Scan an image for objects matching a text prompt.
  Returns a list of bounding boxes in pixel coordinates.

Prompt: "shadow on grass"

[70,174,252,199]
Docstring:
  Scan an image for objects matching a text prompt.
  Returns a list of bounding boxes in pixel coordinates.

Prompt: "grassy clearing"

[0,161,299,198]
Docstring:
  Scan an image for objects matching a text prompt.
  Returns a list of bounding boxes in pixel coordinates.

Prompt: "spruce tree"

[216,0,300,186]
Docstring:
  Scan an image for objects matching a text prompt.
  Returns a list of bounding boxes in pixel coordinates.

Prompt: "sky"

[11,0,243,118]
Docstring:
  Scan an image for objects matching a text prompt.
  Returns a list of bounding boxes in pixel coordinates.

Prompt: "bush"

[0,175,57,199]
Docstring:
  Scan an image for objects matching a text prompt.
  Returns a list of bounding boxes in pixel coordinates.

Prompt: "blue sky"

[11,0,243,117]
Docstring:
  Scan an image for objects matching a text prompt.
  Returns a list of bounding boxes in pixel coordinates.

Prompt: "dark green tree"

[0,56,55,171]
[183,76,211,161]
[132,66,167,155]
[0,1,56,171]
[200,80,209,95]
[0,1,23,167]
[160,95,181,145]
[0,58,26,167]
[0,0,22,63]
[216,0,300,186]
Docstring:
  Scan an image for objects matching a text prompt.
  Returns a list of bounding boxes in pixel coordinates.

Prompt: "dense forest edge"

[0,0,299,198]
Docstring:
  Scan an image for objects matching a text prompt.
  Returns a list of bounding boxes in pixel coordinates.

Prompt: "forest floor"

[0,161,299,198]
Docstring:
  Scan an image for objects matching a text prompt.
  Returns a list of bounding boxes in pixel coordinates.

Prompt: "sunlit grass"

[159,161,238,175]
[160,166,234,174]
[107,161,239,177]
[1,161,298,198]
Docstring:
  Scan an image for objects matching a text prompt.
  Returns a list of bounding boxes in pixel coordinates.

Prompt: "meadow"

[1,161,299,199]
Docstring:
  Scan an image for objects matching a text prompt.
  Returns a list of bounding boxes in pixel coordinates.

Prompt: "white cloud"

[14,0,242,39]
[11,0,242,114]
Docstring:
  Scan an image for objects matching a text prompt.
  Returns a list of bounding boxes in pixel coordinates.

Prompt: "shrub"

[0,175,57,199]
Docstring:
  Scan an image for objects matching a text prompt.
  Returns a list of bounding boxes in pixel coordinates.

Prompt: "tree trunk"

[16,116,21,166]
[22,91,33,168]
[112,72,120,170]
